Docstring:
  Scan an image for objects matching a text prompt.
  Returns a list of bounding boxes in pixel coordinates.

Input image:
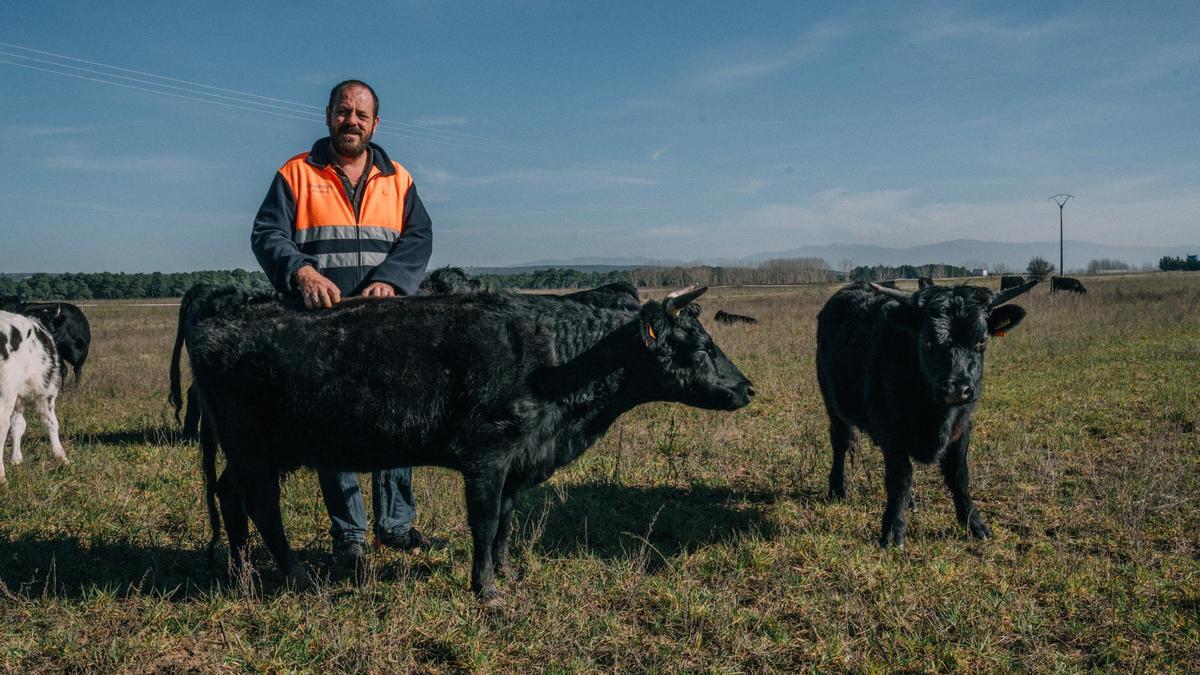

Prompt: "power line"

[0,41,552,158]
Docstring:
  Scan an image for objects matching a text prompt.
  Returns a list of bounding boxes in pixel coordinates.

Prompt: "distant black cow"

[879,280,898,289]
[1000,275,1027,291]
[714,310,758,325]
[816,279,1036,547]
[171,284,753,598]
[556,282,641,311]
[420,266,483,294]
[1050,276,1087,294]
[918,277,935,289]
[0,297,91,384]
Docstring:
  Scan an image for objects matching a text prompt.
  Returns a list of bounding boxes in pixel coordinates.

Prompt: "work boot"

[376,527,447,553]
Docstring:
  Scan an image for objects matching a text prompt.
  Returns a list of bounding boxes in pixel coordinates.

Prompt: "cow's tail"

[168,296,190,424]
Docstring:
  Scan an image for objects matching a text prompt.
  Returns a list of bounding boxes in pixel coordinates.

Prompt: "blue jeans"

[317,467,416,544]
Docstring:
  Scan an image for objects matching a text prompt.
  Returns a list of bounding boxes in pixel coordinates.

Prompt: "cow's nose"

[957,384,973,401]
[746,383,756,398]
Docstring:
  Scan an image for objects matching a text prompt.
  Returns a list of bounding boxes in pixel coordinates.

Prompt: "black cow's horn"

[869,283,915,305]
[990,279,1039,307]
[664,286,707,316]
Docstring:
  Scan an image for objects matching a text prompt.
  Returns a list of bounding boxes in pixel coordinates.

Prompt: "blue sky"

[1,1,1197,272]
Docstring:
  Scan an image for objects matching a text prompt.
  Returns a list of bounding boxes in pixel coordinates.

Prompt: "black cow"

[556,282,641,311]
[1000,275,1027,291]
[1050,276,1087,294]
[171,284,753,598]
[0,297,91,384]
[714,310,758,326]
[879,280,898,289]
[173,278,642,438]
[420,266,483,294]
[918,277,935,290]
[816,280,1036,547]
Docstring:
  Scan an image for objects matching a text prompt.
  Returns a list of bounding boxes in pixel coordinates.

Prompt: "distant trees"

[0,269,272,301]
[848,263,971,283]
[1158,256,1200,271]
[1026,257,1056,277]
[1087,258,1130,273]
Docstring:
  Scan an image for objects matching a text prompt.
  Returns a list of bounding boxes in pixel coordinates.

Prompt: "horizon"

[3,3,1198,273]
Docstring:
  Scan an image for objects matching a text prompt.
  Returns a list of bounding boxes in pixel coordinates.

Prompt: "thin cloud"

[649,147,667,162]
[42,153,208,174]
[909,10,1071,43]
[409,115,470,127]
[691,20,848,92]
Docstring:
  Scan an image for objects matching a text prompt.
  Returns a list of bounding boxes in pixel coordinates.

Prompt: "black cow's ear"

[883,302,919,330]
[988,304,1026,336]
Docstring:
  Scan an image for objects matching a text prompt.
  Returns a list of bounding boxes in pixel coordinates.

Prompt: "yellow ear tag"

[647,324,657,340]
[994,330,1007,337]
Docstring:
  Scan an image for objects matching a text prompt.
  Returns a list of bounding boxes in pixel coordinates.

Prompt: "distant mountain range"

[491,239,1199,273]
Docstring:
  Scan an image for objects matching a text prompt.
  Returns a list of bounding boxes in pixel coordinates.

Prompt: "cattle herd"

[3,272,1063,599]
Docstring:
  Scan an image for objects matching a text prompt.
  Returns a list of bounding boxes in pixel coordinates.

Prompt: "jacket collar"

[306,137,395,176]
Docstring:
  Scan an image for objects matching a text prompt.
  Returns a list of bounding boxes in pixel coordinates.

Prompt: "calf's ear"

[988,304,1026,336]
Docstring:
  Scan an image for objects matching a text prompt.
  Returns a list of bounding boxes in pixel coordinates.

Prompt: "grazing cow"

[879,280,898,289]
[1000,275,1027,291]
[0,311,68,483]
[714,310,759,326]
[0,298,91,384]
[918,277,935,290]
[171,285,753,598]
[1051,276,1087,294]
[816,280,1036,547]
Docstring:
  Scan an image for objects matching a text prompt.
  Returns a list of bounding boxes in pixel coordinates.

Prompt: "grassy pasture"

[1,274,1197,672]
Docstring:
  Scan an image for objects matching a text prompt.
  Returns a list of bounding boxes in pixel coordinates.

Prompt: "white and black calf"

[0,311,68,483]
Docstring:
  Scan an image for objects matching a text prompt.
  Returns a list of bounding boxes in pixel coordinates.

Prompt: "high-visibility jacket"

[251,138,433,296]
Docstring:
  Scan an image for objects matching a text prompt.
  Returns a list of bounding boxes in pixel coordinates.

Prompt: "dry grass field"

[1,273,1198,672]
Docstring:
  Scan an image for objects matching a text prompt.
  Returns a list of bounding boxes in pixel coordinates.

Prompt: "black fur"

[1050,276,1087,294]
[816,281,1032,547]
[1000,275,1027,291]
[171,284,753,598]
[714,310,758,326]
[1,299,91,384]
[918,277,935,289]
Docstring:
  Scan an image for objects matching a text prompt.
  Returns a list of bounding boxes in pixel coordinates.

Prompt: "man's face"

[326,85,378,158]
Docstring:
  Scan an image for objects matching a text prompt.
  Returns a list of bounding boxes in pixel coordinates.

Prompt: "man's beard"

[330,125,371,158]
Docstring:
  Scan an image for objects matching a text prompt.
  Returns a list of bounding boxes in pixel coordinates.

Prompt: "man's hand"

[293,265,341,309]
[361,282,396,298]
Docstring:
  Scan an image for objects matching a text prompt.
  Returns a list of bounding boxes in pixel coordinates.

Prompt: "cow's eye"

[695,349,710,362]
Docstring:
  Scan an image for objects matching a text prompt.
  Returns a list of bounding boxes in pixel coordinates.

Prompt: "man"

[251,79,443,567]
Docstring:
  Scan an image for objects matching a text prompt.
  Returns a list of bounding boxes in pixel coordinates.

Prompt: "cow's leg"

[0,398,13,483]
[8,410,25,465]
[216,468,250,572]
[492,491,516,579]
[827,417,854,500]
[241,468,308,588]
[879,452,914,548]
[182,385,201,439]
[940,426,991,540]
[463,471,505,600]
[34,394,68,465]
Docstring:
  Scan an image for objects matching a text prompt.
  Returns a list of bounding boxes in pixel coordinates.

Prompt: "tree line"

[2,257,992,301]
[1158,256,1200,272]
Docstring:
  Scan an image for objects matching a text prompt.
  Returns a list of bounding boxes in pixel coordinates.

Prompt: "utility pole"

[1049,194,1073,275]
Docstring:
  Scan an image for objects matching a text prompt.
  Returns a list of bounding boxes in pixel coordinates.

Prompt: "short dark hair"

[328,80,379,117]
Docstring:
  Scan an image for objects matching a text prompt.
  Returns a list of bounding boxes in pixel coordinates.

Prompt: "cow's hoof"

[10,454,22,466]
[476,588,502,607]
[286,567,315,591]
[968,518,992,540]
